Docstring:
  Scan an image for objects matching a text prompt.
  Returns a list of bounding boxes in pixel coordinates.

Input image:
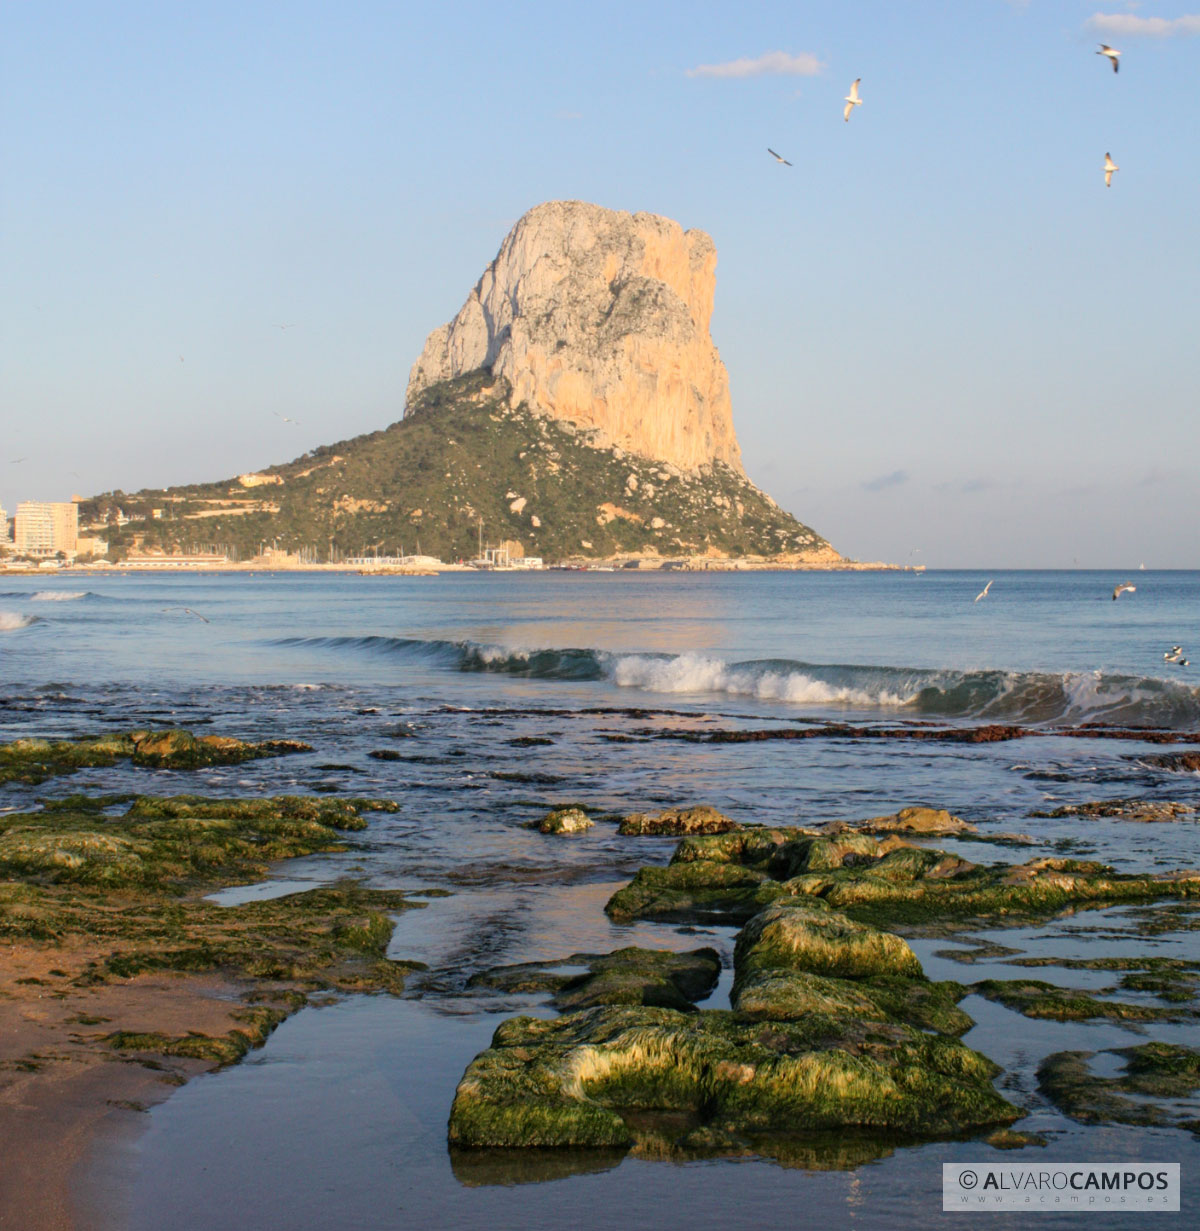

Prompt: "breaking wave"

[0,612,38,631]
[29,590,90,602]
[272,635,1200,727]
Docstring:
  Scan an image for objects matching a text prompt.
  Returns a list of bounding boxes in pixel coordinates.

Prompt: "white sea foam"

[30,590,88,602]
[0,612,36,631]
[610,653,912,707]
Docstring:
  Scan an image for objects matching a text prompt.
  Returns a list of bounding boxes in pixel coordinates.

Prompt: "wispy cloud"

[861,469,909,493]
[1087,12,1200,36]
[687,51,824,80]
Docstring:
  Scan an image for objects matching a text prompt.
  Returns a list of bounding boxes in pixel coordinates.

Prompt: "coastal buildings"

[0,502,10,544]
[13,501,79,558]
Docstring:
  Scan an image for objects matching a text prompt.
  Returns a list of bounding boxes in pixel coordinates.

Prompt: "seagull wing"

[843,101,852,122]
[849,78,860,102]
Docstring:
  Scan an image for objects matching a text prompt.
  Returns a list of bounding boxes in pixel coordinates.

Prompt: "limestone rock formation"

[406,201,743,474]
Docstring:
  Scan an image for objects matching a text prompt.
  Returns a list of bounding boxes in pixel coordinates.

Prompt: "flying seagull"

[1165,646,1185,663]
[1097,44,1121,74]
[767,148,793,166]
[275,323,299,331]
[1104,153,1118,188]
[1112,582,1136,600]
[273,412,302,425]
[162,607,210,623]
[974,580,993,603]
[844,78,862,123]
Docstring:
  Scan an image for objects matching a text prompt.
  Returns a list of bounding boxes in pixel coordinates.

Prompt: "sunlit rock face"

[406,200,744,475]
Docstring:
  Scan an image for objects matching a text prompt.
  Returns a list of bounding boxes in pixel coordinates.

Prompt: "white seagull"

[1112,582,1136,600]
[273,412,302,426]
[1165,646,1185,663]
[974,580,993,603]
[844,78,862,123]
[767,148,793,166]
[1104,152,1118,188]
[1097,44,1121,74]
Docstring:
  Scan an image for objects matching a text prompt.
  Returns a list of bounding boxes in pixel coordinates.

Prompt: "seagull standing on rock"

[844,79,862,123]
[1097,44,1121,73]
[1104,153,1119,188]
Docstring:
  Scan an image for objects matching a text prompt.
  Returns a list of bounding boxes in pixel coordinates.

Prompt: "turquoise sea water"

[2,569,1199,1229]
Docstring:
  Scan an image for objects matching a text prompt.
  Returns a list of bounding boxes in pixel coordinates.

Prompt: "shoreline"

[0,558,901,577]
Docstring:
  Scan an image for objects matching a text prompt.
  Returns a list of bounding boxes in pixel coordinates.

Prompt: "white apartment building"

[14,501,79,557]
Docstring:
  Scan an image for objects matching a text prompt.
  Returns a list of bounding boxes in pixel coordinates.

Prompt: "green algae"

[448,1003,1019,1151]
[606,825,1200,929]
[527,807,593,835]
[106,1006,289,1066]
[617,806,739,837]
[0,729,312,786]
[1,793,421,1081]
[1038,1044,1200,1131]
[470,947,721,1013]
[451,896,1012,1158]
[0,794,394,892]
[971,979,1187,1022]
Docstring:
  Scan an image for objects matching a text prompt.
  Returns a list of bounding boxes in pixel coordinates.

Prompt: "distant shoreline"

[0,559,902,577]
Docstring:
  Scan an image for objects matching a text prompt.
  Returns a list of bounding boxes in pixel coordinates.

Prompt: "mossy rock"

[973,979,1188,1022]
[528,807,593,835]
[734,903,924,985]
[1038,1045,1200,1130]
[605,860,791,923]
[0,729,311,786]
[470,946,721,1013]
[618,806,740,837]
[448,1003,1019,1150]
[670,829,819,868]
[612,832,1200,929]
[0,795,392,891]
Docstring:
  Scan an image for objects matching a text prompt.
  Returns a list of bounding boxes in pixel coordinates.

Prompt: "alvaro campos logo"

[943,1163,1180,1212]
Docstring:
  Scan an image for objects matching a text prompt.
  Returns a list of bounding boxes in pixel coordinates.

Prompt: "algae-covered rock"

[618,806,739,836]
[448,1003,1019,1150]
[841,807,977,837]
[130,729,311,768]
[729,966,972,1036]
[607,828,1200,928]
[0,729,310,786]
[972,979,1188,1022]
[528,807,593,835]
[734,902,923,984]
[670,828,819,868]
[605,859,791,923]
[1033,799,1197,823]
[470,947,721,1013]
[986,1129,1048,1150]
[0,795,391,891]
[1038,1044,1200,1130]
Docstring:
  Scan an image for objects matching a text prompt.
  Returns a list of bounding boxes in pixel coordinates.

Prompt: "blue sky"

[2,1,1197,566]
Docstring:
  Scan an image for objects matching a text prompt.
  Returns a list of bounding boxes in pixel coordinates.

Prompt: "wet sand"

[0,939,266,1230]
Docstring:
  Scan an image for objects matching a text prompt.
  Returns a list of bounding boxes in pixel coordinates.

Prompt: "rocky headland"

[83,202,846,568]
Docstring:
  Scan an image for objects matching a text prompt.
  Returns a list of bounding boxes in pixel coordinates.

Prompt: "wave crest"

[0,612,37,631]
[272,634,1200,727]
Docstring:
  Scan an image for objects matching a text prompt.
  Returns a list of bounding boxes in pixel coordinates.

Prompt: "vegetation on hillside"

[81,374,832,563]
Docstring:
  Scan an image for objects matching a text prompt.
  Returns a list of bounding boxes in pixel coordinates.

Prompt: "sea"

[2,568,1199,1230]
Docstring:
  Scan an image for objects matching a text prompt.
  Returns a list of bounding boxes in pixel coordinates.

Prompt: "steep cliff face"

[406,201,744,474]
